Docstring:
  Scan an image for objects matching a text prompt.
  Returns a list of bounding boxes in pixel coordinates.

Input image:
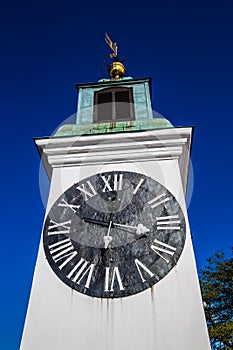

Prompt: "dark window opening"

[94,87,135,123]
[97,92,112,122]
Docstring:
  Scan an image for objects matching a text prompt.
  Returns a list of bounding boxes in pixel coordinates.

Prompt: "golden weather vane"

[104,33,125,79]
[104,33,118,59]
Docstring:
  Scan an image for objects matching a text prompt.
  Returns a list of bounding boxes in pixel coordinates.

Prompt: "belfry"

[20,34,211,350]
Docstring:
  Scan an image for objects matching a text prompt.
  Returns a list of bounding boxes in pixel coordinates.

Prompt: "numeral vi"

[104,266,125,292]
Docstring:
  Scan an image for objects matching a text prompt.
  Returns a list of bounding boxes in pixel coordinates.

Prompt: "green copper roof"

[54,118,173,137]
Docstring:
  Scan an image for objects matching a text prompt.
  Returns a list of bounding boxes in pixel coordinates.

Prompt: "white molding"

[35,127,193,193]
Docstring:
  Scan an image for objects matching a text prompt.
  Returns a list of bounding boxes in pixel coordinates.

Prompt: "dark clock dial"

[43,171,186,298]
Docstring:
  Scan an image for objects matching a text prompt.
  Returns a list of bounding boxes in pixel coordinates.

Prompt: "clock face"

[43,171,186,298]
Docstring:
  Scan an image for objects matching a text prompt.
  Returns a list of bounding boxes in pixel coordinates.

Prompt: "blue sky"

[1,0,233,348]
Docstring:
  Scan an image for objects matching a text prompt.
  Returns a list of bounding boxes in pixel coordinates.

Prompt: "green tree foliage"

[200,247,233,349]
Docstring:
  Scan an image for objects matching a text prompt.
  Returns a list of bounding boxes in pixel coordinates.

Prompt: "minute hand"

[83,218,150,236]
[113,223,150,235]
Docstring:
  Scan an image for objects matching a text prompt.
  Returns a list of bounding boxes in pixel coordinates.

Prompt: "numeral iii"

[156,215,181,230]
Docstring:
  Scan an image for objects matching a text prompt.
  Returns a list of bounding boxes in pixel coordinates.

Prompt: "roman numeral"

[134,259,154,282]
[58,199,80,213]
[156,215,181,230]
[101,173,123,192]
[48,220,71,235]
[132,178,145,194]
[66,258,95,289]
[151,239,176,264]
[48,238,77,269]
[148,193,170,208]
[76,181,97,201]
[104,266,125,292]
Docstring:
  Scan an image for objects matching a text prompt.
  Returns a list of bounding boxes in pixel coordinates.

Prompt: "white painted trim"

[35,127,193,193]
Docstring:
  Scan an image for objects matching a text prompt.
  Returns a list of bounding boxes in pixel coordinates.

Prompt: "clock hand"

[83,217,149,236]
[83,217,113,248]
[113,223,150,235]
[83,217,109,228]
[103,221,113,248]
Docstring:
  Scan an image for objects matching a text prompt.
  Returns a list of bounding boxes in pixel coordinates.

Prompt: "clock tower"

[20,35,211,350]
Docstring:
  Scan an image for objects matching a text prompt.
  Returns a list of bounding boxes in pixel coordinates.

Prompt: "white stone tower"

[20,36,211,350]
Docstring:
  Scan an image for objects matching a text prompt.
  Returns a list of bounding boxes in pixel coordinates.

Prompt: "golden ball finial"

[108,61,125,79]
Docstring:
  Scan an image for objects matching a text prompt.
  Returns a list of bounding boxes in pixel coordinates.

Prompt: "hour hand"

[83,217,109,228]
